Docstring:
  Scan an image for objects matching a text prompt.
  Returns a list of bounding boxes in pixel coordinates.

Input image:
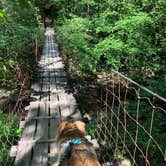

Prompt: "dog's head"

[57,121,86,136]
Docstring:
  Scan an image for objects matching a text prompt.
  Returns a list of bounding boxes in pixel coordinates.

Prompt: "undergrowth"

[0,110,21,165]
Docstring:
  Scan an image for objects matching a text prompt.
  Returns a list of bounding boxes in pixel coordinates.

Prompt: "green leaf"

[0,11,4,18]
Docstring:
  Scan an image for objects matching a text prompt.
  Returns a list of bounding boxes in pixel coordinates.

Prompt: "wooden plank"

[58,92,73,118]
[14,142,34,166]
[42,83,50,93]
[42,77,49,84]
[59,103,71,118]
[49,76,56,84]
[49,98,60,166]
[49,104,59,139]
[31,102,49,165]
[20,102,38,142]
[14,102,39,166]
[50,72,57,100]
[48,143,59,166]
[38,76,43,84]
[40,92,49,101]
[50,93,58,101]
[56,76,67,84]
[56,68,65,73]
[52,60,64,69]
[58,93,76,105]
[56,83,69,91]
[41,71,49,78]
[58,92,81,120]
[25,116,58,120]
[31,82,41,92]
[25,102,39,121]
[50,75,56,93]
[31,143,48,166]
[67,104,82,120]
[60,103,81,120]
[41,82,50,101]
[50,83,56,92]
[50,71,56,77]
[30,93,40,100]
[35,102,48,140]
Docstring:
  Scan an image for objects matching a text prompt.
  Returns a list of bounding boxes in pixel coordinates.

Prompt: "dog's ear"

[74,121,85,133]
[58,121,67,134]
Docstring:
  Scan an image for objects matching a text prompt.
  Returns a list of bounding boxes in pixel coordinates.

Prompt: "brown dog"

[56,121,101,166]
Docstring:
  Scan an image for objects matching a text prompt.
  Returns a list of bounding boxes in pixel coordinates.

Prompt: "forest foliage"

[50,0,166,96]
[0,1,43,164]
[0,0,43,87]
[0,1,165,92]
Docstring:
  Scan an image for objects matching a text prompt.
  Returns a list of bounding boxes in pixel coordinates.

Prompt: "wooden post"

[86,4,90,18]
[35,36,39,63]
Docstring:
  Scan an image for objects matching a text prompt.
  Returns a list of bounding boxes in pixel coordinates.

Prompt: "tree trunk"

[86,4,90,18]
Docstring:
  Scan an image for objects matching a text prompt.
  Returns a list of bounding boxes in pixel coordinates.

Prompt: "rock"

[114,158,131,166]
[85,135,91,141]
[120,158,131,166]
[9,145,17,157]
[24,105,30,111]
[85,135,100,149]
[84,113,92,121]
[102,162,112,166]
[19,120,26,128]
[91,139,100,149]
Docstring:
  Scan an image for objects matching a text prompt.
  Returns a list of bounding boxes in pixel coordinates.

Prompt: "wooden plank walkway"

[14,28,82,166]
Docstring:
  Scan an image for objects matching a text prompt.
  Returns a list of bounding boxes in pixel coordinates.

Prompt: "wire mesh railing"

[0,68,31,166]
[87,70,166,166]
[0,49,165,166]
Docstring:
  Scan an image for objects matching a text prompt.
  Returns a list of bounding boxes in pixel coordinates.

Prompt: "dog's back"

[57,121,101,166]
[61,144,101,166]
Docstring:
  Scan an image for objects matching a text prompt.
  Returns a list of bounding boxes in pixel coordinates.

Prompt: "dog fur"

[57,121,101,166]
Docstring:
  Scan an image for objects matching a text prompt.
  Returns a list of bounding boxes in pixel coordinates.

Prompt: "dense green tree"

[53,0,165,81]
[0,0,43,84]
[0,1,43,164]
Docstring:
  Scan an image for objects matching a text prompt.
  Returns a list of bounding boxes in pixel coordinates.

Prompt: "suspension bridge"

[6,26,166,166]
[13,28,81,165]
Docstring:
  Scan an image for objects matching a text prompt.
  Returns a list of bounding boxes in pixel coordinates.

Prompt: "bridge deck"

[14,28,81,166]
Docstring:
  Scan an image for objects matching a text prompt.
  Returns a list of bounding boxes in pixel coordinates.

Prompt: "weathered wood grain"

[31,143,48,166]
[49,98,60,166]
[14,142,34,166]
[35,102,48,140]
[31,102,48,165]
[31,82,41,92]
[14,102,39,166]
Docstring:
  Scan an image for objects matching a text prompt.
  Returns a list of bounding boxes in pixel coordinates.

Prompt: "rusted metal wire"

[87,72,166,165]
